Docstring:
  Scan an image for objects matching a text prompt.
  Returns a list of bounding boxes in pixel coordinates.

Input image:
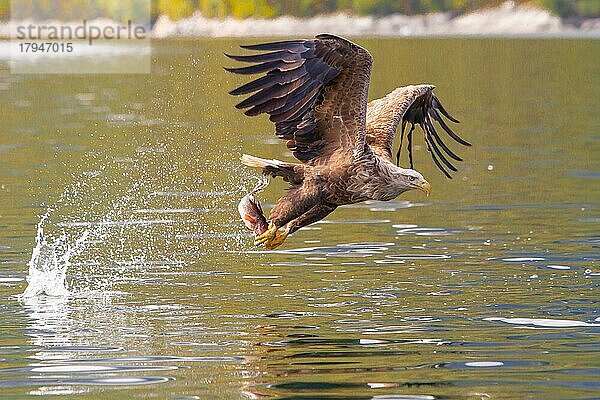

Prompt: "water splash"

[19,142,255,298]
[21,212,91,298]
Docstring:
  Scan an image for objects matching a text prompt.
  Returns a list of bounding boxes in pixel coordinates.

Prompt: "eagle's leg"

[287,203,337,235]
[261,203,336,250]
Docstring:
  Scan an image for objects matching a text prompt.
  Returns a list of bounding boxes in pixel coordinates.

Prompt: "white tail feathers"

[240,154,285,169]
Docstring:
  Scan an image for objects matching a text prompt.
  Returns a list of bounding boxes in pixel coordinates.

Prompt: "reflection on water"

[1,38,599,399]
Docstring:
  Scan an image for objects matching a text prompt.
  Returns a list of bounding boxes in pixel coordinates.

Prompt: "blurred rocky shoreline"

[2,1,599,39]
[152,2,600,38]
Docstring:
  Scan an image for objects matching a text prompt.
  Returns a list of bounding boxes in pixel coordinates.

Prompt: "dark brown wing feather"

[226,34,373,163]
[366,85,471,178]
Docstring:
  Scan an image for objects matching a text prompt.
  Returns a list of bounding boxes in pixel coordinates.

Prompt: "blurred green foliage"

[532,0,600,18]
[1,0,598,21]
[4,0,150,23]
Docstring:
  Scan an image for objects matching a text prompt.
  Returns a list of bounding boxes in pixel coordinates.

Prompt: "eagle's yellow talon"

[254,234,271,246]
[264,226,290,250]
[252,222,290,250]
[254,222,277,246]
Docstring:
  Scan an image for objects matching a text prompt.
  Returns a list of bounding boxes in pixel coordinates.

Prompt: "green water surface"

[0,38,599,399]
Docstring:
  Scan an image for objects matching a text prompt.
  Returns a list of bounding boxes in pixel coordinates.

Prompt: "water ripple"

[484,317,600,328]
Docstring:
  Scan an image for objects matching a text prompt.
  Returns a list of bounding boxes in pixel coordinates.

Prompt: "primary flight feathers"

[226,33,470,177]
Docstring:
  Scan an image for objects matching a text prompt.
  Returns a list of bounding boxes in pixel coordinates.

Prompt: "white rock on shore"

[448,0,563,34]
[580,18,600,31]
[152,12,448,38]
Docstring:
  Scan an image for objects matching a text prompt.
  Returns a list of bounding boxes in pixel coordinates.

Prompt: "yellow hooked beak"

[418,180,431,197]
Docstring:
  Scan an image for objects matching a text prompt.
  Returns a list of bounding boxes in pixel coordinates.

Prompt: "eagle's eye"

[408,176,416,181]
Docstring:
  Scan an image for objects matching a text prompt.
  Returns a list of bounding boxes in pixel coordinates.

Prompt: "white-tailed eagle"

[228,34,470,249]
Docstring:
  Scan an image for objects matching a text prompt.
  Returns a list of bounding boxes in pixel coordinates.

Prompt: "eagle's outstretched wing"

[366,85,471,178]
[226,34,372,164]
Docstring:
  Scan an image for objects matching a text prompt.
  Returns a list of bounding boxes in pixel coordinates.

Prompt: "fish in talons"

[238,177,290,250]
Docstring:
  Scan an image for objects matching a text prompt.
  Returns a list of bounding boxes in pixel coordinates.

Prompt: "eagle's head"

[395,168,431,196]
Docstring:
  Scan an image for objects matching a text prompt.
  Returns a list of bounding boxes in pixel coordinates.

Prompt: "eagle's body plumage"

[228,34,471,249]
